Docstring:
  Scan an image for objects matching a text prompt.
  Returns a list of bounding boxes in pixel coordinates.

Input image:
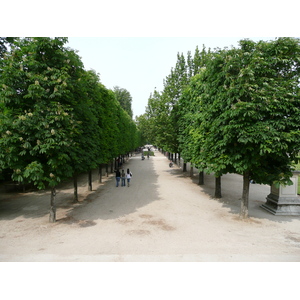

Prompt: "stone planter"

[261,171,300,215]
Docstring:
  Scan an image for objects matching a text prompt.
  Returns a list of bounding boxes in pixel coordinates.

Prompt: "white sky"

[3,1,296,119]
[66,37,276,118]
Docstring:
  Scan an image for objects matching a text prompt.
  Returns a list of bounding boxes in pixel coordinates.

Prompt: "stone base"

[261,194,300,216]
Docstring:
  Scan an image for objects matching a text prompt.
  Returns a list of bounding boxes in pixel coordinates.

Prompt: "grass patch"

[143,151,155,156]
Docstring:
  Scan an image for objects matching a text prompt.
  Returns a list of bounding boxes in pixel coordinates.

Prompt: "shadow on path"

[0,153,161,225]
[0,168,113,221]
[163,158,299,224]
[63,155,161,223]
[1,152,298,226]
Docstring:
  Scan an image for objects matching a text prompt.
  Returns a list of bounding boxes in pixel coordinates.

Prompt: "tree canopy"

[113,86,133,118]
[0,37,141,221]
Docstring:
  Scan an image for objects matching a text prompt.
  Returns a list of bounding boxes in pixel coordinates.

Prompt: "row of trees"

[137,38,300,218]
[0,37,142,222]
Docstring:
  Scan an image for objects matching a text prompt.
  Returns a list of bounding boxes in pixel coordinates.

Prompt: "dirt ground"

[0,149,300,262]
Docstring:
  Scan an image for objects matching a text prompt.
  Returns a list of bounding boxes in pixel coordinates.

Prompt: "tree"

[143,89,165,146]
[113,86,133,118]
[69,69,104,197]
[196,38,300,218]
[161,53,188,156]
[1,37,141,222]
[135,114,150,146]
[178,71,207,180]
[187,45,211,79]
[0,37,86,221]
[160,48,212,159]
[178,46,212,178]
[139,53,188,161]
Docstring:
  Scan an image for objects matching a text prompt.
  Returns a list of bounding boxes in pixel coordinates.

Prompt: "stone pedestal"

[261,171,300,215]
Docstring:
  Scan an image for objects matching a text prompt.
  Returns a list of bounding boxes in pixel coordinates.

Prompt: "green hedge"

[143,151,155,156]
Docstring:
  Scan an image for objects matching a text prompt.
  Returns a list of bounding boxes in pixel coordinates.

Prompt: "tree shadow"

[58,156,161,223]
[0,187,51,220]
[166,162,300,224]
[0,154,161,225]
[0,168,113,221]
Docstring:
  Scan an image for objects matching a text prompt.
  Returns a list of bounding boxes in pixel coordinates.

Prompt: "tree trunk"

[110,160,113,173]
[49,187,56,223]
[98,165,102,183]
[198,171,204,185]
[73,174,78,203]
[215,176,222,198]
[241,171,250,218]
[88,170,92,191]
[183,162,187,172]
[190,164,193,177]
[106,164,109,177]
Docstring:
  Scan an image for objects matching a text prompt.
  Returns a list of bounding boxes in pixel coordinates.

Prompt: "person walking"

[121,169,126,187]
[115,169,121,187]
[126,168,132,187]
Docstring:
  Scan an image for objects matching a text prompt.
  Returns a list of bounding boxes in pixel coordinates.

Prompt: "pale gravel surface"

[0,150,300,262]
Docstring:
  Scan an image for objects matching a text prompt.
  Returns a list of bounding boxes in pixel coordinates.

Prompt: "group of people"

[141,146,151,160]
[115,168,132,187]
[115,146,152,187]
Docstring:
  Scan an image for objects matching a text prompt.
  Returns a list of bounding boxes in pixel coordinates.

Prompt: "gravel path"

[0,150,300,262]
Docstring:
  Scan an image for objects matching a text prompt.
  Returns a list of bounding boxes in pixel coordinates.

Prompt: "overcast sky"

[66,37,276,118]
[4,2,295,119]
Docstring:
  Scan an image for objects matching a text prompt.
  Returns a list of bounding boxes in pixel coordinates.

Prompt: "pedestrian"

[121,169,126,187]
[115,169,121,187]
[126,168,132,187]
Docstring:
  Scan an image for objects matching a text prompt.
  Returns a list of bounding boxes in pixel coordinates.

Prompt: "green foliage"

[0,101,77,187]
[142,46,212,156]
[135,114,149,145]
[113,86,133,118]
[178,78,202,167]
[143,151,154,156]
[180,38,300,185]
[0,37,140,190]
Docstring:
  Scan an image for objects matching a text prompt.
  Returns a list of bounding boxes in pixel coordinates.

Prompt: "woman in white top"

[126,168,132,187]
